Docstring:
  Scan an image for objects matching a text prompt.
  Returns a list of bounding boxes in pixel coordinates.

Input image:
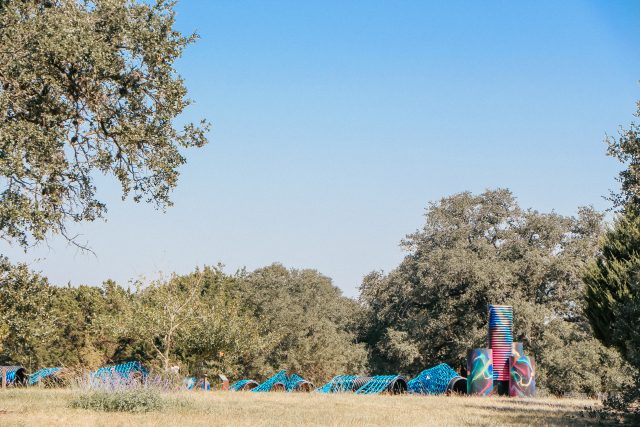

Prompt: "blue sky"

[3,0,640,296]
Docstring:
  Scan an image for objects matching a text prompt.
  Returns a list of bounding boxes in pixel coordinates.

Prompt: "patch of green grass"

[69,389,165,413]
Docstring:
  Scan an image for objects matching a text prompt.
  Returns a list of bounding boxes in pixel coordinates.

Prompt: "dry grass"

[0,388,608,426]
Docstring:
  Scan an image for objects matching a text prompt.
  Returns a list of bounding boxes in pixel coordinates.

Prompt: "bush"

[535,320,632,396]
[69,389,165,413]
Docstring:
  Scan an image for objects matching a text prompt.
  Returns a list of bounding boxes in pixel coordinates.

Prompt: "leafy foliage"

[606,99,640,210]
[0,0,209,247]
[0,257,136,370]
[131,272,210,371]
[0,256,54,369]
[0,261,365,385]
[587,95,640,412]
[585,211,640,369]
[236,264,368,382]
[584,210,640,409]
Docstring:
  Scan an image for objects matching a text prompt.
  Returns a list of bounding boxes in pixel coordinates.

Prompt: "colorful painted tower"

[487,304,513,395]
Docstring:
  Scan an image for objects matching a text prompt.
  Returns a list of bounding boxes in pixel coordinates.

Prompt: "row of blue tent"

[0,361,148,387]
[17,361,466,396]
[227,371,314,392]
[229,363,466,395]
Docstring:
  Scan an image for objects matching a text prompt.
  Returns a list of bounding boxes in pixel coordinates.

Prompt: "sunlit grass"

[0,388,606,426]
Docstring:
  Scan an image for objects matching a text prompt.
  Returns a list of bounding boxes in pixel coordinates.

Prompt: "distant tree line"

[0,261,367,385]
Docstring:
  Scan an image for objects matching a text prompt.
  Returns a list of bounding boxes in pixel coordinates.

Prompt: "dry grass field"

[0,388,615,427]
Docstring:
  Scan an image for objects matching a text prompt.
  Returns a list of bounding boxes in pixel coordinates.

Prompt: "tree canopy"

[0,0,208,248]
[607,98,640,210]
[0,261,366,384]
[237,264,367,381]
[585,211,640,371]
[359,189,629,395]
[585,95,640,410]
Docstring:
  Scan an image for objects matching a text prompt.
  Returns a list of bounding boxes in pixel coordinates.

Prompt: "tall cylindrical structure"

[467,348,493,396]
[510,355,536,397]
[487,305,513,383]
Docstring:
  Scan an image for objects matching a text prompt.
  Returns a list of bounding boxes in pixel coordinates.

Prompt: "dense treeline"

[0,260,366,385]
[584,98,640,408]
[0,190,634,394]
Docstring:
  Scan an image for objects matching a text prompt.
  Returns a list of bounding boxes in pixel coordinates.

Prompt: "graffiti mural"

[467,348,493,396]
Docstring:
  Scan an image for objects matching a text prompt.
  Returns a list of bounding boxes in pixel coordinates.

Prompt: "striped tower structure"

[487,305,513,395]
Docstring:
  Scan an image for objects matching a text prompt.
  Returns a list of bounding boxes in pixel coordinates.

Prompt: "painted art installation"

[510,355,536,397]
[467,348,493,396]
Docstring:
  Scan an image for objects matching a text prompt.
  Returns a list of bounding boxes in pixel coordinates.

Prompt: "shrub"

[69,389,165,413]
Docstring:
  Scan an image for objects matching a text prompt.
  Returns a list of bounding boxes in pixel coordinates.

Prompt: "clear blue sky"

[3,0,640,296]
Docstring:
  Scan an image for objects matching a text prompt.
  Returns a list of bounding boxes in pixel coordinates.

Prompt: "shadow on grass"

[476,402,628,426]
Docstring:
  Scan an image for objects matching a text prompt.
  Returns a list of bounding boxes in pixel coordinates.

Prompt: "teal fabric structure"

[317,375,406,394]
[354,375,406,394]
[316,375,359,393]
[407,363,460,395]
[28,367,62,386]
[230,379,259,391]
[285,373,313,391]
[231,372,312,392]
[184,377,197,390]
[251,370,288,392]
[90,361,148,388]
[1,366,27,386]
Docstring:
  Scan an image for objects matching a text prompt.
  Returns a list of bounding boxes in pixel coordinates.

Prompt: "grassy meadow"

[0,388,613,426]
